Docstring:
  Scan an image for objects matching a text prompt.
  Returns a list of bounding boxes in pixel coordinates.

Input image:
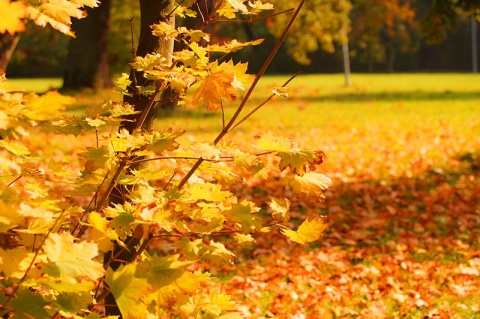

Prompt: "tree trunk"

[62,0,112,89]
[104,0,174,316]
[0,33,20,72]
[120,0,176,133]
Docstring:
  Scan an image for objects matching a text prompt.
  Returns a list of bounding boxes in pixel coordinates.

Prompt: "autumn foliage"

[0,0,330,318]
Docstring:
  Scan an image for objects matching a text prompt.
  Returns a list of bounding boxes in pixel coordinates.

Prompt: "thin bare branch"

[230,72,301,130]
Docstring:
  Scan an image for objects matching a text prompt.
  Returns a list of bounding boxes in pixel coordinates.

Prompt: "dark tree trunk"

[0,33,20,72]
[104,0,174,316]
[62,0,112,89]
[120,0,176,133]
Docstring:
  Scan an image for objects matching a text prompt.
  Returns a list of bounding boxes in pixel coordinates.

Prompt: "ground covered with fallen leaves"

[206,75,480,319]
[10,74,480,318]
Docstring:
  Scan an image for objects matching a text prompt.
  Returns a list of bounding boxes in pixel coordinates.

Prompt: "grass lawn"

[8,73,480,318]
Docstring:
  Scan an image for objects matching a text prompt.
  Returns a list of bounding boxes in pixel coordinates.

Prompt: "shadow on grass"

[281,90,480,103]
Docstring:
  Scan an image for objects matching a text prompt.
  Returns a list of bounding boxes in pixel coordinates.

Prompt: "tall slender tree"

[63,0,113,89]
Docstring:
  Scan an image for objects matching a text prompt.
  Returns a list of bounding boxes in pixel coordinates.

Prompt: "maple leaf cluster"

[0,0,332,317]
[0,0,99,36]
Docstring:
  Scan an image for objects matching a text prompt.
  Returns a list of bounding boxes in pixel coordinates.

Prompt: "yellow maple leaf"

[290,172,332,202]
[71,0,99,8]
[0,0,27,35]
[192,60,253,112]
[40,0,85,26]
[23,91,75,120]
[26,6,72,35]
[281,216,329,244]
[43,233,104,281]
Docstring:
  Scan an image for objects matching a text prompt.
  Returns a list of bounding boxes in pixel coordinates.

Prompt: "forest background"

[5,0,480,79]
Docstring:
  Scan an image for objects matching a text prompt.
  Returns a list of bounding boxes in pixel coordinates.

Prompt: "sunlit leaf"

[146,128,184,153]
[0,0,26,35]
[0,248,34,279]
[0,140,29,156]
[281,216,329,244]
[187,183,232,202]
[272,86,288,97]
[268,196,291,222]
[191,60,253,112]
[23,91,75,121]
[254,131,292,152]
[105,264,151,319]
[290,172,332,202]
[226,0,248,12]
[39,0,85,26]
[207,39,264,53]
[42,233,104,280]
[278,149,324,174]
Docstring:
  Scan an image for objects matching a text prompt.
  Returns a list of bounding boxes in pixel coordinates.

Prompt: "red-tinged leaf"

[192,60,253,111]
[290,172,332,202]
[281,216,329,244]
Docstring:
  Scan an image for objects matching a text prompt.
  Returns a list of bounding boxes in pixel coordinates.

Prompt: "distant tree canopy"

[421,0,480,43]
[3,0,480,77]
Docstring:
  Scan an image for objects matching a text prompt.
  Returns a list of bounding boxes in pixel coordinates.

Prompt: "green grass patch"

[8,78,63,93]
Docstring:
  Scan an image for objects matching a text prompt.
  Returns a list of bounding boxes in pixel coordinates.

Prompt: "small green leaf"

[55,292,93,317]
[9,288,49,319]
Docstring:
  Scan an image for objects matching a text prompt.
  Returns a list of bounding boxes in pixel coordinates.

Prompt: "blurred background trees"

[3,0,480,81]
